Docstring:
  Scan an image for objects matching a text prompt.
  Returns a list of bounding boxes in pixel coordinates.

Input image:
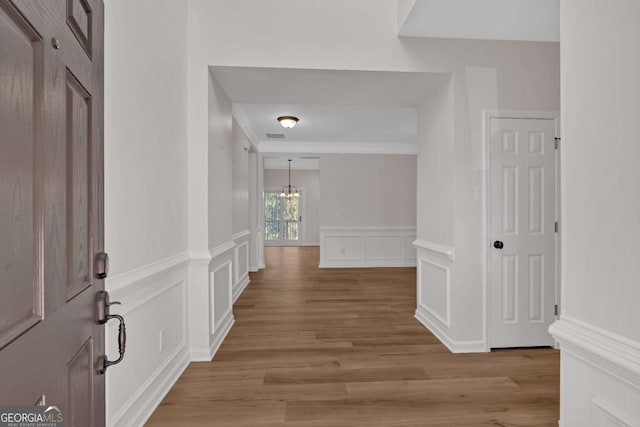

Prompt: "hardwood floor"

[147,246,559,426]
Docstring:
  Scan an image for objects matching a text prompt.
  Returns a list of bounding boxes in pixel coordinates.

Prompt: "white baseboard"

[232,275,250,303]
[209,310,234,358]
[191,310,235,362]
[265,242,319,247]
[319,260,416,268]
[110,345,190,427]
[415,307,486,353]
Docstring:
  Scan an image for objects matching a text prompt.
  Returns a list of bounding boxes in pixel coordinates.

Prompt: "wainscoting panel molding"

[319,227,416,268]
[210,261,233,335]
[413,240,483,353]
[190,242,236,362]
[550,316,640,427]
[417,258,450,327]
[232,230,251,303]
[106,253,190,427]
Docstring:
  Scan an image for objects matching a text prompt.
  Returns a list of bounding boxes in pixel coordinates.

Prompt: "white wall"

[104,0,189,425]
[207,72,233,249]
[188,70,237,362]
[262,154,416,266]
[248,152,259,270]
[105,0,187,275]
[317,154,417,267]
[186,1,559,337]
[320,154,416,228]
[100,0,561,423]
[416,78,454,246]
[232,119,250,235]
[264,169,320,245]
[549,1,640,426]
[230,117,252,303]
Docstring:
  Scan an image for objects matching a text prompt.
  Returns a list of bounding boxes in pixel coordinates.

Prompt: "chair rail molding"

[549,316,640,388]
[412,239,455,261]
[106,252,190,293]
[209,240,237,260]
[550,316,640,427]
[232,229,251,241]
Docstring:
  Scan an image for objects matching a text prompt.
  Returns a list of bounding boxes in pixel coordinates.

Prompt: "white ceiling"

[236,103,416,146]
[399,0,560,42]
[213,67,449,107]
[264,157,320,171]
[212,67,446,154]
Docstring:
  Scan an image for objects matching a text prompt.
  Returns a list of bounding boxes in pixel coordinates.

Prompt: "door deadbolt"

[95,252,109,279]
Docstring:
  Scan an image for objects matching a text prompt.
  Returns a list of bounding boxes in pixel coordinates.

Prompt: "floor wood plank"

[146,246,559,426]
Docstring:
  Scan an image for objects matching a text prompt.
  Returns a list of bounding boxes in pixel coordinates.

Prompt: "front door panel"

[0,1,104,424]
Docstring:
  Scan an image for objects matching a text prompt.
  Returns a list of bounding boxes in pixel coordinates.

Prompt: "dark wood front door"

[0,0,104,425]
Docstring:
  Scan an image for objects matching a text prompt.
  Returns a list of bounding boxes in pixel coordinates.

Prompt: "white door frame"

[482,109,561,351]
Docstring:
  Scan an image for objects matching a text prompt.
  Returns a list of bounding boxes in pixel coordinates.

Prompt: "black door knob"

[493,240,504,249]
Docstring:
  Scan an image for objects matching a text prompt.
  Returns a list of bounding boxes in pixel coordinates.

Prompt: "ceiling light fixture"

[277,115,299,129]
[279,159,300,199]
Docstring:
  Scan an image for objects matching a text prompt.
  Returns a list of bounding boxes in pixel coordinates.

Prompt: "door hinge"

[554,221,559,233]
[554,304,559,316]
[554,137,561,150]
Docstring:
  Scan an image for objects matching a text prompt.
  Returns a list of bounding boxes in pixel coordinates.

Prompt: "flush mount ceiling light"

[277,115,299,129]
[279,159,300,199]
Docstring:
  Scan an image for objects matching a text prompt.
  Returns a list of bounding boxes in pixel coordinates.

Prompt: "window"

[264,192,301,242]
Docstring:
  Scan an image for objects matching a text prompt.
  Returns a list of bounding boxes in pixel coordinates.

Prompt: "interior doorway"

[263,156,320,247]
[484,111,560,348]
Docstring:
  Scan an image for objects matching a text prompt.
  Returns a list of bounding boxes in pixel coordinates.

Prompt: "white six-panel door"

[490,118,557,348]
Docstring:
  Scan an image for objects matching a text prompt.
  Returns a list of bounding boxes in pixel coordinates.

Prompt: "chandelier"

[279,159,300,199]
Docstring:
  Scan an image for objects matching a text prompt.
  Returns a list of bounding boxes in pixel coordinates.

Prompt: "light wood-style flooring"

[147,246,559,426]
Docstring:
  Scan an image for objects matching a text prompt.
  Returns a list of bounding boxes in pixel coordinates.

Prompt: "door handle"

[493,240,504,249]
[96,290,126,375]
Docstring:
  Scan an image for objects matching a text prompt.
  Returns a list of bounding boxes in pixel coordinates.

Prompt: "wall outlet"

[159,329,167,353]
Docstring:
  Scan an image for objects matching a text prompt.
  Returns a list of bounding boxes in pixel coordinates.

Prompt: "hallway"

[147,247,559,426]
